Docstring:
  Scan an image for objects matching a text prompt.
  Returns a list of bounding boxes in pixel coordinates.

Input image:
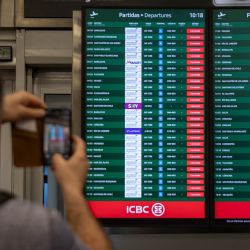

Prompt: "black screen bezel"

[0,46,12,62]
[24,0,80,18]
[81,1,250,231]
[81,6,210,230]
[24,0,212,18]
[211,7,250,229]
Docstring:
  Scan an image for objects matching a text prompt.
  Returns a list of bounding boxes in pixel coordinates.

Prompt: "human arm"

[52,136,113,250]
[2,91,46,123]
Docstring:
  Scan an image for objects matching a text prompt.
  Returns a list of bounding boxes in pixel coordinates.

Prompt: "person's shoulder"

[0,198,87,250]
[0,198,51,249]
[0,198,52,231]
[0,197,51,222]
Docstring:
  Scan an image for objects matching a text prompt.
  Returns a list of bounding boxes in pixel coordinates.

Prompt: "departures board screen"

[213,9,250,224]
[82,8,207,220]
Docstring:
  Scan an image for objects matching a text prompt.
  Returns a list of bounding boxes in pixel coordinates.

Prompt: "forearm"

[63,188,113,250]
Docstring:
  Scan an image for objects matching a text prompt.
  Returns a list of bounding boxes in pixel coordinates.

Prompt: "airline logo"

[90,11,99,18]
[217,12,226,19]
[126,60,141,65]
[126,203,165,217]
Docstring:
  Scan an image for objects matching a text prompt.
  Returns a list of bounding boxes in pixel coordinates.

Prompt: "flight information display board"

[214,9,250,223]
[83,8,206,219]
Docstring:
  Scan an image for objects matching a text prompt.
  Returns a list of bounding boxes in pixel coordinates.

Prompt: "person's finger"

[71,135,86,159]
[51,154,65,171]
[21,107,46,119]
[20,92,47,109]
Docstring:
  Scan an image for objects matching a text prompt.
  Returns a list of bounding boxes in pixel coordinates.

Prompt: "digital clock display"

[190,13,204,18]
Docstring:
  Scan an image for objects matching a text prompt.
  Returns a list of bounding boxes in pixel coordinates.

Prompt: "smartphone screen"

[44,108,71,165]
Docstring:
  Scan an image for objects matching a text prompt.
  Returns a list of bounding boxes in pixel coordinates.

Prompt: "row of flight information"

[83,8,250,223]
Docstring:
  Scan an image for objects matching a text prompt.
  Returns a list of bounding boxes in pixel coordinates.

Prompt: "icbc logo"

[151,203,165,217]
[126,203,165,217]
[126,206,150,214]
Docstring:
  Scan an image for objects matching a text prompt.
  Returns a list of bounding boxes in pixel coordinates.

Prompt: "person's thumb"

[51,154,65,172]
[51,154,68,184]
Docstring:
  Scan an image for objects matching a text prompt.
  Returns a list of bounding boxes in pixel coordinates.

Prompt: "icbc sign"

[126,203,165,217]
[88,201,205,218]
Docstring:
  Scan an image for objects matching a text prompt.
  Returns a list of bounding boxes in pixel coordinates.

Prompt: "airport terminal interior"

[2,0,250,249]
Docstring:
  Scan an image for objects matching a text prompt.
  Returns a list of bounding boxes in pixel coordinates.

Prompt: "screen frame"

[16,0,72,28]
[77,5,250,232]
[211,7,250,229]
[24,0,212,18]
[81,6,210,229]
[24,0,81,18]
[0,46,12,62]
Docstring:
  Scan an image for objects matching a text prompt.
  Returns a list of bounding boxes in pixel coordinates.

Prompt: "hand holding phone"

[12,108,72,167]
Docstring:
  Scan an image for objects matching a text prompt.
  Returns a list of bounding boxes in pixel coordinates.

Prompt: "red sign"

[88,201,205,218]
[187,41,204,46]
[215,202,250,218]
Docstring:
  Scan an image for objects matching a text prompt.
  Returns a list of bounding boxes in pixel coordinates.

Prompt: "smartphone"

[44,108,72,165]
